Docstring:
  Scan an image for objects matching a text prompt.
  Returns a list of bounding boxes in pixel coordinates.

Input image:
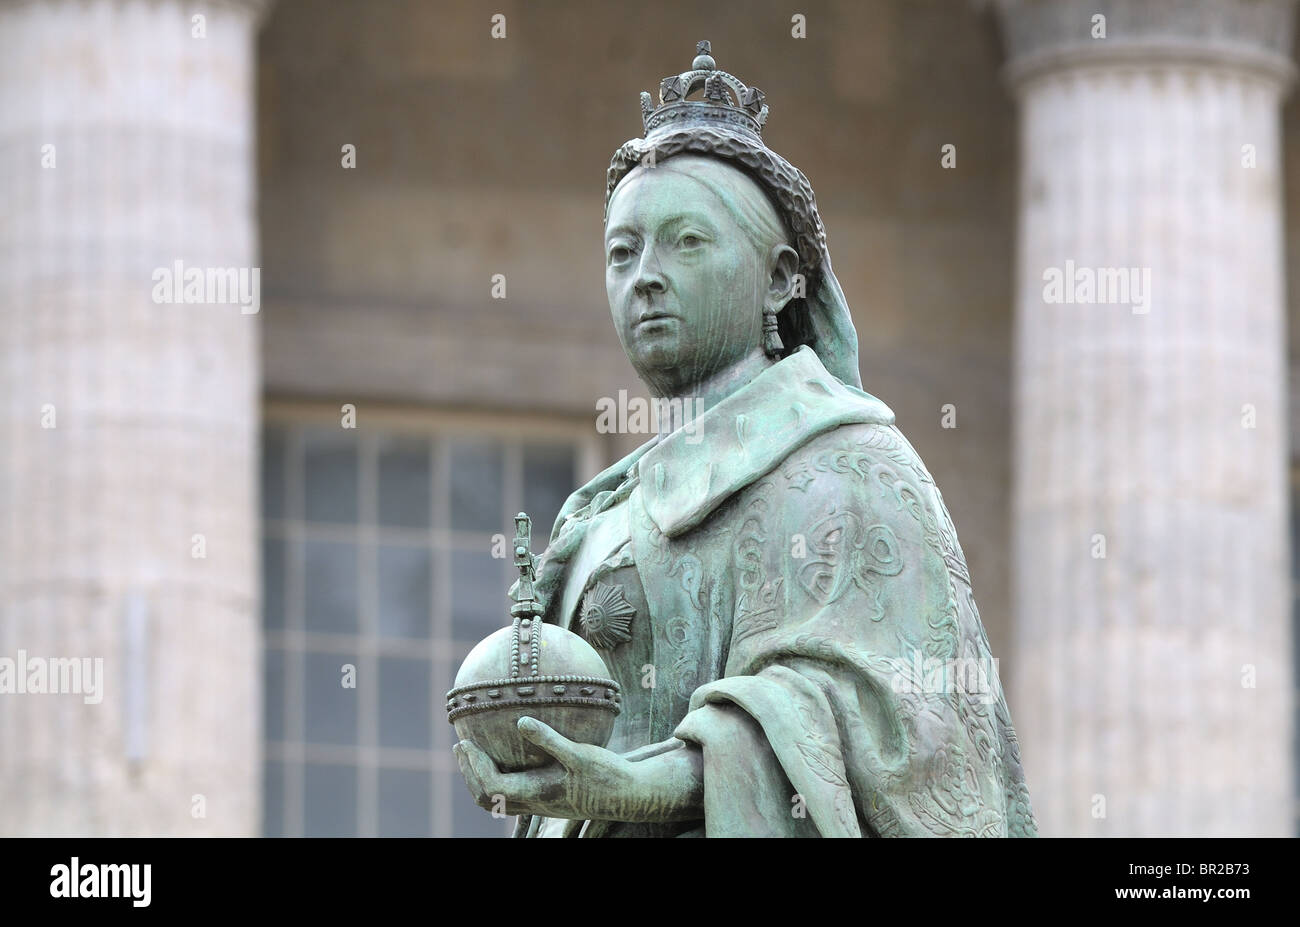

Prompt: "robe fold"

[517,345,1038,837]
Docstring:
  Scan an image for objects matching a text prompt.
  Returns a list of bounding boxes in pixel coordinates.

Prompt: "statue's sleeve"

[672,427,1028,837]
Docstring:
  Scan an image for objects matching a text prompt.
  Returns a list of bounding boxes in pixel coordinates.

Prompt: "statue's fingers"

[455,741,499,807]
[452,743,480,794]
[517,716,586,770]
[458,739,502,784]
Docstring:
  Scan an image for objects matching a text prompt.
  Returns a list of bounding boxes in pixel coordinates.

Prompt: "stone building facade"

[0,0,1296,836]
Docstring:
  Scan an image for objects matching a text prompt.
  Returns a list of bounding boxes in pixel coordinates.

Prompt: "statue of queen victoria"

[452,41,1038,838]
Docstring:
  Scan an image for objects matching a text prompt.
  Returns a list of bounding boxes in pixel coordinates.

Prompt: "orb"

[446,618,621,772]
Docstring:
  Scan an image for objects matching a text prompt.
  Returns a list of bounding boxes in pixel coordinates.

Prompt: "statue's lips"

[634,313,679,330]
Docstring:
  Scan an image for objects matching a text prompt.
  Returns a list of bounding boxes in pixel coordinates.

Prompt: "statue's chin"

[626,339,682,383]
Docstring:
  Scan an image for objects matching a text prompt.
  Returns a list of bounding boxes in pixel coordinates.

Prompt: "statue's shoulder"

[759,418,970,585]
[759,416,961,546]
[767,417,939,504]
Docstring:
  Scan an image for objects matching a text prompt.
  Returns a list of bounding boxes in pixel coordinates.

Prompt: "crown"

[639,40,768,141]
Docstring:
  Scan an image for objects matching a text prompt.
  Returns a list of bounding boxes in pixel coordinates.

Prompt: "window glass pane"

[449,440,503,532]
[379,655,431,750]
[264,646,285,742]
[261,428,287,520]
[451,549,508,642]
[304,763,357,837]
[263,760,285,838]
[304,429,358,523]
[451,776,514,837]
[379,438,431,528]
[304,539,358,633]
[304,650,359,746]
[378,544,431,639]
[379,768,431,837]
[262,534,286,630]
[523,443,576,540]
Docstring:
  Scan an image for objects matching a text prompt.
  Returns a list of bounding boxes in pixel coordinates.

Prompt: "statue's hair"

[606,127,828,356]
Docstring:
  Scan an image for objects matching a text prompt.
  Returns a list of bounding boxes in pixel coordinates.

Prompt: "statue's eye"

[679,234,703,249]
[608,244,634,265]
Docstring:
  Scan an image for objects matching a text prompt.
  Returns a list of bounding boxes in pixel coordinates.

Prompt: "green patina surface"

[451,41,1038,838]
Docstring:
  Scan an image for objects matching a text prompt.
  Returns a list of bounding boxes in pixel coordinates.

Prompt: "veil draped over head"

[604,125,863,390]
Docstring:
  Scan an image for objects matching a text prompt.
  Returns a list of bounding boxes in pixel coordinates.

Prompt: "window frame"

[261,398,608,837]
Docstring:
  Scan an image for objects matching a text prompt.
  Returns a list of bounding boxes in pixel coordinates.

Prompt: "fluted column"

[0,0,267,834]
[995,0,1296,836]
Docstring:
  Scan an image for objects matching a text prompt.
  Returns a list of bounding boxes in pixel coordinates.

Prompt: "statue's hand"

[453,718,646,822]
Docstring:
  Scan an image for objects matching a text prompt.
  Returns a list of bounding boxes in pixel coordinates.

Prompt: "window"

[261,405,605,836]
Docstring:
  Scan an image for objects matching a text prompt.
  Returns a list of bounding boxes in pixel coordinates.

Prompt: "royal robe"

[517,345,1038,837]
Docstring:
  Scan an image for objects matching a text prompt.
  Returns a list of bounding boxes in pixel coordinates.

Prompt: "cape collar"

[633,345,895,538]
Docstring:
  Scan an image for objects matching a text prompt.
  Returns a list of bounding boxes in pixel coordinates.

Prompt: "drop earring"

[762,307,784,358]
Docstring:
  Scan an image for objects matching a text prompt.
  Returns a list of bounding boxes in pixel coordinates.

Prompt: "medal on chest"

[579,581,636,649]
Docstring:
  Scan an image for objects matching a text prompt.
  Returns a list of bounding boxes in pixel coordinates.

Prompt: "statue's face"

[604,162,774,391]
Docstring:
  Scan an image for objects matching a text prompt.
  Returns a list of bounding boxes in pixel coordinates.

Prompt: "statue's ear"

[766,243,801,315]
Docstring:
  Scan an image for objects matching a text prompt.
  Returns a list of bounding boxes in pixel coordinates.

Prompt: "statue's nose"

[634,276,665,298]
[633,251,667,297]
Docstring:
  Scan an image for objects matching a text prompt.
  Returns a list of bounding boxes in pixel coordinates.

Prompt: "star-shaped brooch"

[579,581,636,650]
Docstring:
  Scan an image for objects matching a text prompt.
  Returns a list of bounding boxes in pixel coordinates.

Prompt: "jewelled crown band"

[641,39,768,140]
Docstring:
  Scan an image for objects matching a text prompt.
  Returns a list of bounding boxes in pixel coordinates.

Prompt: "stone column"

[0,0,267,835]
[993,0,1296,836]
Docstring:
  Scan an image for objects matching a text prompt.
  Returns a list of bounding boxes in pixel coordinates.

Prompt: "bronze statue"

[451,41,1038,837]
